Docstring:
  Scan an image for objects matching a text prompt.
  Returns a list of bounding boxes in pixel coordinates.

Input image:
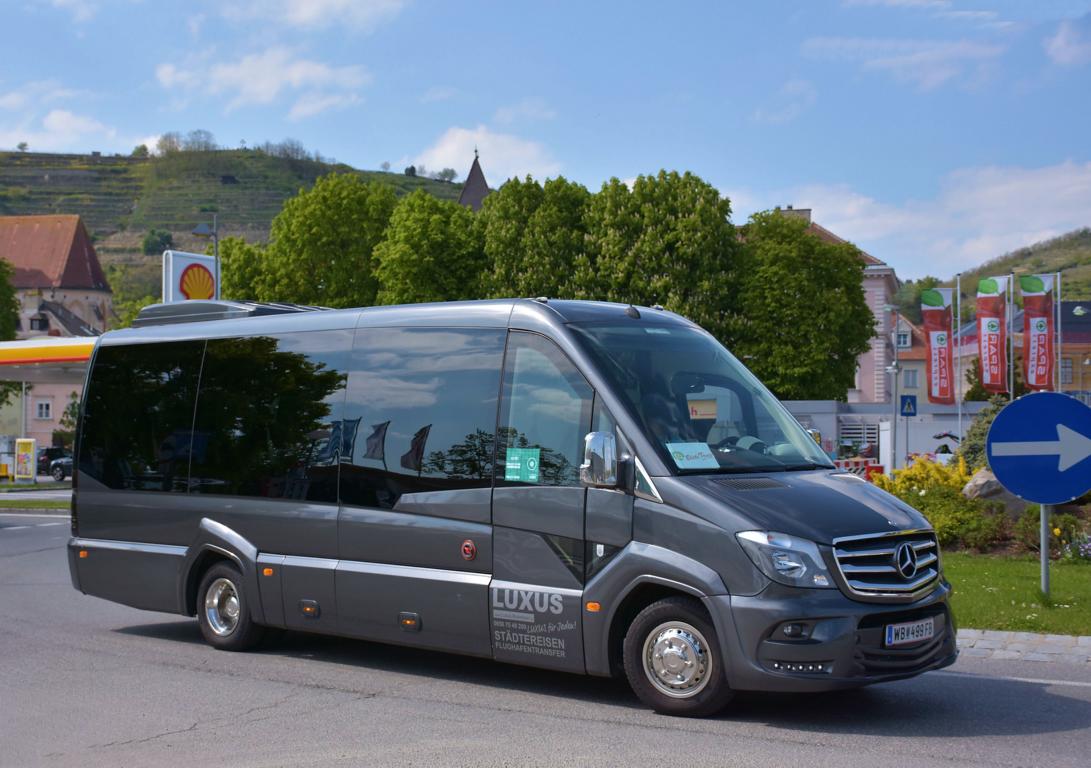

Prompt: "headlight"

[736,531,834,589]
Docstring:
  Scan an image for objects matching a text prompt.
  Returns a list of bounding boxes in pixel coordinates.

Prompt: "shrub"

[1015,509,1084,557]
[956,395,1006,470]
[1062,533,1091,564]
[872,456,972,496]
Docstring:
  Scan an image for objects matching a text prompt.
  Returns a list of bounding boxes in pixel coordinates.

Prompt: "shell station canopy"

[0,337,95,384]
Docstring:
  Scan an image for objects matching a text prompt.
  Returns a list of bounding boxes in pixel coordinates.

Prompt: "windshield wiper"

[773,462,834,472]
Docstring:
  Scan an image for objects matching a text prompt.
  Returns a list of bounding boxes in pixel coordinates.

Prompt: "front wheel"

[51,465,66,481]
[623,596,734,717]
[196,562,265,651]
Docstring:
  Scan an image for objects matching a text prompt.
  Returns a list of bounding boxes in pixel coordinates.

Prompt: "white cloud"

[1045,16,1091,66]
[733,161,1091,279]
[752,79,817,124]
[414,125,560,184]
[803,36,1004,90]
[46,0,97,22]
[0,109,119,152]
[156,47,369,118]
[288,91,360,120]
[493,98,557,124]
[420,86,458,103]
[222,0,408,30]
[0,80,84,111]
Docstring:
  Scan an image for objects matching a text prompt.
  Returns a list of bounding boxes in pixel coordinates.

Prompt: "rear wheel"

[51,464,66,481]
[623,596,734,717]
[196,562,265,651]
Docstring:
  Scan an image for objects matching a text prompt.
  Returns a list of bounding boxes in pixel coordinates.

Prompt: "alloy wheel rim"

[204,577,240,636]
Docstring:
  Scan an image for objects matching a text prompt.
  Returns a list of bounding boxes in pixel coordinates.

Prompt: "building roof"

[0,215,110,291]
[895,315,928,361]
[458,153,490,212]
[778,207,884,266]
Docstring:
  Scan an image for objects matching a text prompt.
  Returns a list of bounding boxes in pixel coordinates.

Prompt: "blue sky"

[2,0,1091,279]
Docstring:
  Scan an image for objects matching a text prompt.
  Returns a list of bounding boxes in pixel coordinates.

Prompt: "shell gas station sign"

[162,250,219,303]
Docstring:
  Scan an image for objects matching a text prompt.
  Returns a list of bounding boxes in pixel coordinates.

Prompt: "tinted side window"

[78,340,204,492]
[189,331,350,501]
[340,327,506,509]
[497,332,593,487]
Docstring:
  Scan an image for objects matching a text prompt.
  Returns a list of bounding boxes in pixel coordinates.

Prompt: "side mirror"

[580,431,618,488]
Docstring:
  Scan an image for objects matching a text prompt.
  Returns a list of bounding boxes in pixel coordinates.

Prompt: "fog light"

[783,623,804,638]
[770,660,832,675]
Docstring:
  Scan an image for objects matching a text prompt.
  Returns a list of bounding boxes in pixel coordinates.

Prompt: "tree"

[963,356,1029,401]
[131,144,150,158]
[956,395,1007,470]
[436,168,458,182]
[182,129,217,151]
[380,161,391,172]
[404,165,416,176]
[373,190,485,304]
[263,174,397,307]
[16,141,28,152]
[54,391,81,448]
[0,260,21,406]
[481,175,590,299]
[141,228,174,255]
[576,171,743,343]
[731,210,874,400]
[218,237,270,301]
[156,132,182,154]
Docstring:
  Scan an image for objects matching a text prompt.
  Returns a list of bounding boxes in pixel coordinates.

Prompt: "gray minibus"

[68,298,956,716]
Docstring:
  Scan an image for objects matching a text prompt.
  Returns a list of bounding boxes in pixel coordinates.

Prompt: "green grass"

[0,498,70,509]
[0,482,70,492]
[945,552,1091,635]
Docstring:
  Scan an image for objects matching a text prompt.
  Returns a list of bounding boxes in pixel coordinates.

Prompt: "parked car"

[38,447,70,473]
[50,455,73,481]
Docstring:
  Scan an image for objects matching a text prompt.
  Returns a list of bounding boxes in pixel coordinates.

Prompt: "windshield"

[570,321,834,474]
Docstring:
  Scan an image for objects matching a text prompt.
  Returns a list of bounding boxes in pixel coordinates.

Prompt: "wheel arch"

[180,519,264,624]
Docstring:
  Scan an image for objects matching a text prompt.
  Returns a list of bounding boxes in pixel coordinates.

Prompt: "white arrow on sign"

[990,424,1091,472]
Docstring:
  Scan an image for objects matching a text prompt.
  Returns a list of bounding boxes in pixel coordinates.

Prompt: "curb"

[958,628,1091,664]
[0,508,70,516]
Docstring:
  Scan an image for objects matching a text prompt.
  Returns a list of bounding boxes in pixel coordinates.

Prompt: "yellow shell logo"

[179,264,215,300]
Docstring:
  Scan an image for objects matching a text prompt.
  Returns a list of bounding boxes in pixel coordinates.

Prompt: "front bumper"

[707,579,957,693]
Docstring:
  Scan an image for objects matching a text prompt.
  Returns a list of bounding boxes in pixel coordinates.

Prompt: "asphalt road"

[3,513,1091,768]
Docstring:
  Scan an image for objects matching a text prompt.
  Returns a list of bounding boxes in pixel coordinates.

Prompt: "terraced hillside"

[0,149,461,241]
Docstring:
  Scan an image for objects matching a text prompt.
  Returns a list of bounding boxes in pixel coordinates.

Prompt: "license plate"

[885,617,934,647]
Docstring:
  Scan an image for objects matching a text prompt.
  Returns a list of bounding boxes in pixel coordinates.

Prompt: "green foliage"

[264,174,397,307]
[963,357,1029,402]
[956,395,1007,469]
[481,176,590,299]
[104,261,159,328]
[141,228,173,255]
[373,191,485,304]
[576,172,743,343]
[218,237,269,301]
[732,211,874,400]
[131,144,149,158]
[0,259,20,407]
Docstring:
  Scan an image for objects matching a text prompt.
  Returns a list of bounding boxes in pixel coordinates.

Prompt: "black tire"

[196,562,265,651]
[51,465,66,481]
[623,596,734,717]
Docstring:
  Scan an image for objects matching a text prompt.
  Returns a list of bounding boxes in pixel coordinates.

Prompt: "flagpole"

[956,273,962,439]
[1057,271,1063,394]
[1008,272,1015,400]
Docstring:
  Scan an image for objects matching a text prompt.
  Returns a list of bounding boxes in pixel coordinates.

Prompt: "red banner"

[976,277,1007,394]
[1020,274,1054,391]
[921,288,954,404]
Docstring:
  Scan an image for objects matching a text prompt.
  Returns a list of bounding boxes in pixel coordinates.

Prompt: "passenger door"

[335,327,505,655]
[491,331,595,672]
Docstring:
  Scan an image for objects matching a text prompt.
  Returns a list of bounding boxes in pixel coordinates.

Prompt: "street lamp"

[883,304,900,470]
[192,214,220,300]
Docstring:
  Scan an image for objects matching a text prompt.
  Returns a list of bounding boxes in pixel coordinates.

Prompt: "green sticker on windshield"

[505,447,540,482]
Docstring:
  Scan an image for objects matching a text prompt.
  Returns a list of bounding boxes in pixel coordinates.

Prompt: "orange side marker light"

[585,601,601,613]
[262,567,274,576]
[78,550,88,559]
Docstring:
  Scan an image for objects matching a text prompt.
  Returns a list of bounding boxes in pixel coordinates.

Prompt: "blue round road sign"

[986,392,1091,505]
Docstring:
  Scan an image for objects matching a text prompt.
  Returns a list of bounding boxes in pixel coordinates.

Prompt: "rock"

[962,468,1029,518]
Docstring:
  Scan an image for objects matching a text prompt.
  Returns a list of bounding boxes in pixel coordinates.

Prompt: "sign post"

[986,393,1091,598]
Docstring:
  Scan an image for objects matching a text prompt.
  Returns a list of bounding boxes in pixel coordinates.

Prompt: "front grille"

[832,529,940,601]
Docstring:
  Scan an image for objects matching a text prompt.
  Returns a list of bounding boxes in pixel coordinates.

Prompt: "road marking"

[3,525,28,531]
[934,670,1091,689]
[37,522,65,527]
